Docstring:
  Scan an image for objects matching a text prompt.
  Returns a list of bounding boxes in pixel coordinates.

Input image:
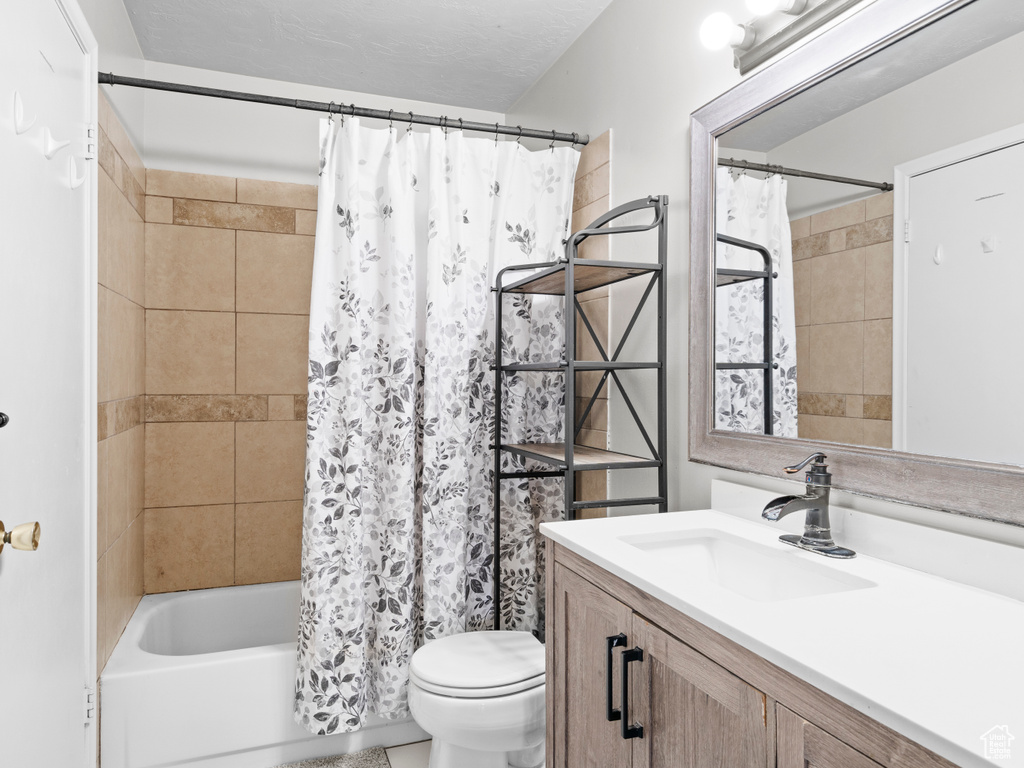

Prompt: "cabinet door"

[777,705,885,768]
[630,617,768,768]
[550,563,635,768]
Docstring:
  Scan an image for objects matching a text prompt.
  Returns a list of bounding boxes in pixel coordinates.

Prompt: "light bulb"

[700,12,740,50]
[745,0,807,15]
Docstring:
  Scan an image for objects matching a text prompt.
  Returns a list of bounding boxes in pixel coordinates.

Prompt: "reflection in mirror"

[712,0,1024,466]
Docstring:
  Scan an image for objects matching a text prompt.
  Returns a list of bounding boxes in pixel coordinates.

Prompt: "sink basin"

[618,528,876,602]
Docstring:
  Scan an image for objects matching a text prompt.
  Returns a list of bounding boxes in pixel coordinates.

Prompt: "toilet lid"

[410,631,545,695]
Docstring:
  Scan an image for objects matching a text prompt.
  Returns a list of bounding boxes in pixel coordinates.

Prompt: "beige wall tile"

[575,396,608,432]
[807,322,863,394]
[792,232,830,261]
[145,422,235,508]
[236,232,315,315]
[295,209,317,236]
[98,127,116,182]
[576,469,607,519]
[573,163,610,212]
[268,396,295,421]
[146,224,236,311]
[790,216,810,240]
[173,199,296,233]
[236,313,309,394]
[98,286,145,402]
[96,554,114,670]
[862,418,893,448]
[795,325,809,394]
[828,229,847,253]
[97,438,110,557]
[864,319,893,395]
[102,99,146,192]
[865,191,894,221]
[128,425,145,525]
[115,153,147,218]
[810,248,865,325]
[144,505,235,593]
[793,259,811,327]
[846,394,864,418]
[235,420,306,503]
[844,215,893,250]
[577,428,607,450]
[798,414,865,446]
[106,428,131,546]
[797,393,845,417]
[237,178,318,210]
[572,195,610,234]
[99,170,145,306]
[146,310,236,394]
[864,394,892,420]
[576,130,610,179]
[146,395,267,422]
[810,199,865,235]
[235,501,303,584]
[864,241,894,320]
[145,196,173,224]
[147,169,236,202]
[98,90,113,133]
[294,394,308,421]
[576,296,609,360]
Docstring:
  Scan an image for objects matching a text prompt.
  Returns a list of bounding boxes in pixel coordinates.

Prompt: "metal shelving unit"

[490,195,668,629]
[714,233,777,435]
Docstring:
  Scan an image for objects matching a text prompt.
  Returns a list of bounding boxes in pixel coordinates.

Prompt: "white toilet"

[407,630,546,768]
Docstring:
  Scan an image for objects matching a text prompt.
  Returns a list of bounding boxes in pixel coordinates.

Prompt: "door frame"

[892,121,1024,451]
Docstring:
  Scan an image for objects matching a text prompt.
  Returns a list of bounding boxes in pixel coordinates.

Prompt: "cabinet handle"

[620,646,644,740]
[605,633,627,721]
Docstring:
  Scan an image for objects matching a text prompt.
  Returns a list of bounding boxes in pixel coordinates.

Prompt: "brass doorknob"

[0,520,41,553]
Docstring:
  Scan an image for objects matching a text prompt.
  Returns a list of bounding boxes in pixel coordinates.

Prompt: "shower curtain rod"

[718,157,893,191]
[98,72,589,145]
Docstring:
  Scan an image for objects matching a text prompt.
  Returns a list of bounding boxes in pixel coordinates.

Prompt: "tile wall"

[571,132,611,519]
[96,92,146,670]
[142,170,314,592]
[791,192,894,448]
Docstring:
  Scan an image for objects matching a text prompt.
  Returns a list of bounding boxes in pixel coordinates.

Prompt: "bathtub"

[100,581,427,768]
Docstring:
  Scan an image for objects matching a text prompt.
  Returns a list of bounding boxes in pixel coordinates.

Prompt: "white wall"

[140,61,505,185]
[506,0,1024,549]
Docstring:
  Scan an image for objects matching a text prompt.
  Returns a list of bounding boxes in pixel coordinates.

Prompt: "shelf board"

[501,442,660,471]
[503,260,661,296]
[716,268,770,287]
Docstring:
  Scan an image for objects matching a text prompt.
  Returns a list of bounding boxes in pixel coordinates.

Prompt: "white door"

[0,1,97,765]
[902,137,1024,465]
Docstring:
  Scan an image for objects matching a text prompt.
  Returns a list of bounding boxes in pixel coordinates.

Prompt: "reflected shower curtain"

[296,118,579,735]
[714,168,798,436]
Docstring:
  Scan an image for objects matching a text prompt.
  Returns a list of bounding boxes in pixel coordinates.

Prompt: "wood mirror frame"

[688,0,1024,526]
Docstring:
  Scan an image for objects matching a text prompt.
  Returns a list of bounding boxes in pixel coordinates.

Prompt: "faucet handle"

[783,452,827,474]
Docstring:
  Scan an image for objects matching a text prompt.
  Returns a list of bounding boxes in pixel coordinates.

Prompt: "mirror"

[690,0,1024,524]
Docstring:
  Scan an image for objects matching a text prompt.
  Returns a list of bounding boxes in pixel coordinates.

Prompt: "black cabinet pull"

[605,633,627,721]
[621,646,644,740]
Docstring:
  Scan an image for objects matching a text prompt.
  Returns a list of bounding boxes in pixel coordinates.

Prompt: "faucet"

[762,453,856,559]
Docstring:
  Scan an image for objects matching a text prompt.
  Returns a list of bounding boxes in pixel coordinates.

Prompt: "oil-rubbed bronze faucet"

[762,453,855,559]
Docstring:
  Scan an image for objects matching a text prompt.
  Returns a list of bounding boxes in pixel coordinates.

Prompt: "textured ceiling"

[122,0,613,111]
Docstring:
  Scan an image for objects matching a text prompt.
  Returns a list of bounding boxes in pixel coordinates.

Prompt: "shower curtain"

[714,168,798,436]
[295,117,579,735]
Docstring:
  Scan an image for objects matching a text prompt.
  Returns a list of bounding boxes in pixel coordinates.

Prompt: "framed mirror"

[689,0,1024,525]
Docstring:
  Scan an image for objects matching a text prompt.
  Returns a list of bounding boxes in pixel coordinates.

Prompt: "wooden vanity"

[545,538,959,768]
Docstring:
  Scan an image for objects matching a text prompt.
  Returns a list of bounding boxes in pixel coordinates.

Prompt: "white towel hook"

[13,91,36,135]
[68,156,87,190]
[42,127,70,160]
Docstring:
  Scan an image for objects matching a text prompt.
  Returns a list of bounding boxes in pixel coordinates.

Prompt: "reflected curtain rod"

[98,72,589,146]
[718,157,893,191]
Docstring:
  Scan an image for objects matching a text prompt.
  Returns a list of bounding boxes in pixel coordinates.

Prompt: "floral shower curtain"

[714,168,798,436]
[295,117,579,735]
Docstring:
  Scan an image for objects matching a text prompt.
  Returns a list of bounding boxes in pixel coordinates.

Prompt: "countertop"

[540,509,1024,768]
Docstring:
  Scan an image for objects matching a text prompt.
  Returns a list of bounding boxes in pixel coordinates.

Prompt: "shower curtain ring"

[407,111,414,133]
[494,123,500,145]
[458,118,464,134]
[549,129,557,152]
[388,109,394,132]
[516,126,523,145]
[441,115,448,138]
[571,132,579,147]
[327,101,335,124]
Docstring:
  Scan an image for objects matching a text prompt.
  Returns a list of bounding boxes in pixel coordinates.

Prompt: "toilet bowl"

[407,630,546,768]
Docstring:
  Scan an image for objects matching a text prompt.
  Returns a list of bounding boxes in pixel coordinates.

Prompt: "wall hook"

[68,156,87,190]
[42,127,70,160]
[13,91,36,135]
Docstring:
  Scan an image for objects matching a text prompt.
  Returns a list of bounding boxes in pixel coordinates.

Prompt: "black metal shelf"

[490,195,668,630]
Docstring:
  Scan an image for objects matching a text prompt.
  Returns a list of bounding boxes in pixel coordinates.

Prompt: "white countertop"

[541,508,1024,768]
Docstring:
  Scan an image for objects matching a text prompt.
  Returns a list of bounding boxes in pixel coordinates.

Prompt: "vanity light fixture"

[745,0,808,16]
[699,12,756,51]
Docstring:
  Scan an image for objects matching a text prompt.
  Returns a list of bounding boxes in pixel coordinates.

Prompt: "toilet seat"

[410,630,545,699]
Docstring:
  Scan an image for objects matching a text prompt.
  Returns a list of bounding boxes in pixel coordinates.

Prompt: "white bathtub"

[100,581,427,768]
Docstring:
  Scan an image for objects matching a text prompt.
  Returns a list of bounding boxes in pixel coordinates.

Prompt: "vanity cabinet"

[546,541,958,768]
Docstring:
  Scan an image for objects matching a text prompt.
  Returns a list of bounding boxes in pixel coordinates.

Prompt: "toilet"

[407,630,546,768]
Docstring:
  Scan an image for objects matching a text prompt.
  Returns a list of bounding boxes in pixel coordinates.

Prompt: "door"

[550,563,635,768]
[630,617,767,768]
[900,136,1024,464]
[777,705,884,768]
[0,1,97,765]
